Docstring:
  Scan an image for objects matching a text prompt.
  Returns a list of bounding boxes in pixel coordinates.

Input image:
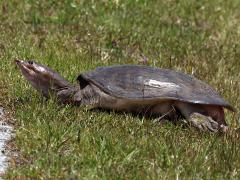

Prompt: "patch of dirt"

[0,107,14,176]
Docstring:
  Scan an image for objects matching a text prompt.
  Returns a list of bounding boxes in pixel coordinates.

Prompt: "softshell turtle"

[15,60,235,132]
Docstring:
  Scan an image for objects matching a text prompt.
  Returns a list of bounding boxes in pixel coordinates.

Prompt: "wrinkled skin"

[15,60,79,104]
[15,60,72,97]
[15,60,232,133]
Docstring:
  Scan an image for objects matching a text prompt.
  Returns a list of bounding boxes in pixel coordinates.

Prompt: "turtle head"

[15,59,72,98]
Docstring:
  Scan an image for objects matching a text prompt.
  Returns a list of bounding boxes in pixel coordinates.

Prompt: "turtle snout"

[14,59,24,65]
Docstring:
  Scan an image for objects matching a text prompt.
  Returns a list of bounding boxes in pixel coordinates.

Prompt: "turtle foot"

[189,113,228,133]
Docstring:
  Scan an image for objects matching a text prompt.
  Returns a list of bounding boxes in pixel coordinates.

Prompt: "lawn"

[0,0,240,179]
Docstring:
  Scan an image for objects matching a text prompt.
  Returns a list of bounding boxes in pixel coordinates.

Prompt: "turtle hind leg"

[202,105,228,132]
[175,102,228,132]
[188,112,219,132]
[202,105,227,125]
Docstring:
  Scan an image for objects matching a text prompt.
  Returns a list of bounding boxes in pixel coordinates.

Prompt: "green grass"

[0,0,240,179]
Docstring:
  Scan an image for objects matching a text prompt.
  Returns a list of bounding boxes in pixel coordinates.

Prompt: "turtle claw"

[219,124,229,133]
[189,113,221,132]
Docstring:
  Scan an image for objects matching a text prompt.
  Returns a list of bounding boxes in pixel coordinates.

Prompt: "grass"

[0,0,240,179]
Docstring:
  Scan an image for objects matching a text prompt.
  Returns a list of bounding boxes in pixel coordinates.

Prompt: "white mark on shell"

[145,79,181,89]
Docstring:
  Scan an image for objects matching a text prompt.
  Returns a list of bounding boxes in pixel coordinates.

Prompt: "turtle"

[15,59,235,132]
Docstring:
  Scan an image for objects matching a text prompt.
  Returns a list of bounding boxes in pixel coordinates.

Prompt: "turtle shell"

[77,65,234,111]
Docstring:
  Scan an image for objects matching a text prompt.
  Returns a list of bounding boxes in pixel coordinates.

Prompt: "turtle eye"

[28,61,34,65]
